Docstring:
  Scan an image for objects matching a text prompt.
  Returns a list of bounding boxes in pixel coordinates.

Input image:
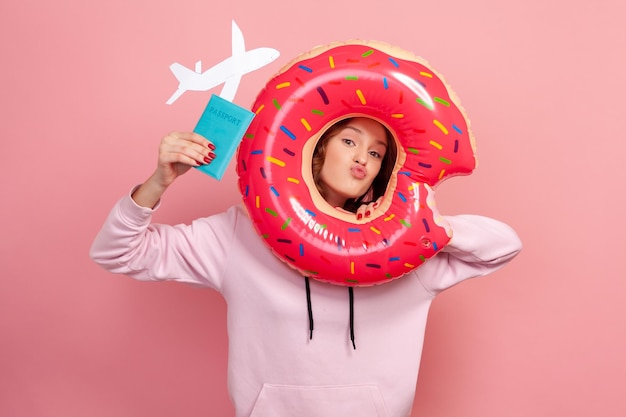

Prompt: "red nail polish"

[204,157,211,164]
[365,210,371,217]
[209,152,216,159]
[208,143,216,150]
[357,213,363,220]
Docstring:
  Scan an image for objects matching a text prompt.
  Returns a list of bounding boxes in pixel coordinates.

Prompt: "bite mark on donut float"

[237,40,476,286]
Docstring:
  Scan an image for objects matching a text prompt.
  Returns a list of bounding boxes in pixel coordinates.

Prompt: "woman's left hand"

[355,196,382,221]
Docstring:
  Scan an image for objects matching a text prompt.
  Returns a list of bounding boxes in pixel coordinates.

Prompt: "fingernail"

[209,152,216,159]
[373,202,379,208]
[366,210,371,217]
[204,157,212,164]
[357,213,363,220]
[208,143,216,150]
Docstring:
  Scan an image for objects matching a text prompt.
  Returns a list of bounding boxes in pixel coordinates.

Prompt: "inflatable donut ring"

[236,40,476,286]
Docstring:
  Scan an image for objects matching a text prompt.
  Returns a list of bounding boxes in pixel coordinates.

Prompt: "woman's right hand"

[153,131,216,188]
[131,132,216,208]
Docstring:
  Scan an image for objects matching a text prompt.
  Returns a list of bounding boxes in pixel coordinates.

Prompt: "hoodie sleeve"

[89,190,237,291]
[415,214,522,295]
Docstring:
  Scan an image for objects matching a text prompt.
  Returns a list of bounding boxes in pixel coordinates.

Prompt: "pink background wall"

[1,0,624,415]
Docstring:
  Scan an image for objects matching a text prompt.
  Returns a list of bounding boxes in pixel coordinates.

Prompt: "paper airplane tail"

[169,62,196,82]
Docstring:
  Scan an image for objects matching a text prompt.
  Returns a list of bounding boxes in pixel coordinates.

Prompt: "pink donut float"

[236,41,476,286]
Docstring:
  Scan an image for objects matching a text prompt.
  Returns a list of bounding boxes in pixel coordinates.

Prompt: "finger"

[161,137,216,165]
[356,205,367,220]
[171,131,217,150]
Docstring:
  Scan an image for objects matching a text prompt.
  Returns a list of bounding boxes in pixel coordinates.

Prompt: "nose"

[353,149,367,165]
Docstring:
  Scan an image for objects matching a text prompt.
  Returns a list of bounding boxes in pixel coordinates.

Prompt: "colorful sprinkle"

[362,49,374,57]
[404,262,415,268]
[407,148,419,155]
[255,104,265,115]
[244,185,249,197]
[383,77,389,89]
[346,75,358,81]
[422,218,430,232]
[434,97,450,106]
[276,82,291,89]
[433,242,439,251]
[400,219,412,228]
[452,124,463,134]
[277,238,291,244]
[388,57,399,68]
[267,156,286,167]
[348,228,361,232]
[433,119,448,135]
[356,89,366,104]
[454,140,459,152]
[272,99,281,110]
[416,98,433,110]
[317,87,329,105]
[350,261,355,274]
[311,109,324,116]
[260,167,267,178]
[270,186,279,197]
[391,114,404,119]
[299,243,304,256]
[439,156,452,164]
[265,208,278,217]
[329,56,335,68]
[287,177,300,184]
[398,192,407,203]
[419,71,433,78]
[280,126,296,140]
[438,169,446,180]
[255,196,260,208]
[251,149,263,155]
[283,148,295,157]
[429,140,443,150]
[389,257,400,261]
[384,214,395,221]
[298,65,313,73]
[301,118,312,131]
[418,162,432,168]
[281,217,292,230]
[366,263,381,269]
[370,226,381,234]
[398,171,411,176]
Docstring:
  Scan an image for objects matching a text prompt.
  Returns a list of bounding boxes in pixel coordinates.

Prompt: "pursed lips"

[351,164,367,179]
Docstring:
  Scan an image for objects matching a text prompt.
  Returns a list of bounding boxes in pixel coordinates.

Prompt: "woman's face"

[318,117,388,207]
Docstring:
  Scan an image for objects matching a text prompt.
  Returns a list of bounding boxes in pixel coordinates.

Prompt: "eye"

[369,150,382,159]
[342,138,355,146]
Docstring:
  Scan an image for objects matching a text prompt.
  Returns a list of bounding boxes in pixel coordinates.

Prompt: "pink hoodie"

[90,191,521,417]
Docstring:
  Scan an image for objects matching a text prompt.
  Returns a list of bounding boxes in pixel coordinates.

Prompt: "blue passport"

[193,94,255,180]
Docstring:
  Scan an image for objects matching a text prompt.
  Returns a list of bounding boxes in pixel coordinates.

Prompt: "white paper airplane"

[166,20,280,105]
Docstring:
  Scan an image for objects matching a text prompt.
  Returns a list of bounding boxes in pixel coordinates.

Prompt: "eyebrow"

[344,126,388,148]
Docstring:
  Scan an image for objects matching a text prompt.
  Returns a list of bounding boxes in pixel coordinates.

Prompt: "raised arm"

[89,132,227,288]
[416,214,522,294]
[131,131,216,208]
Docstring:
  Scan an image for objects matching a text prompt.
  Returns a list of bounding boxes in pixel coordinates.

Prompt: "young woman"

[90,117,521,417]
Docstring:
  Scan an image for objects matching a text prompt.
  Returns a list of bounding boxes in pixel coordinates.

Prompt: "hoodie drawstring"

[305,277,314,340]
[304,277,356,350]
[348,287,356,349]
